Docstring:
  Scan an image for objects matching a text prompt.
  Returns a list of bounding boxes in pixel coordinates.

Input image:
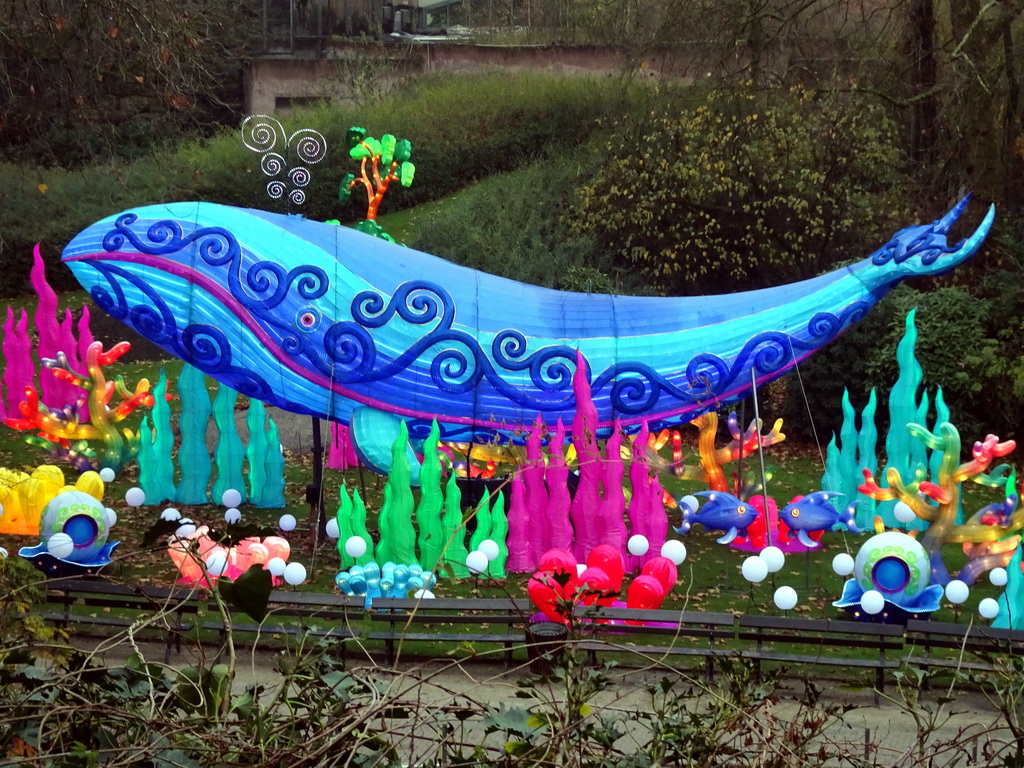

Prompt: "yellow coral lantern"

[0,465,65,535]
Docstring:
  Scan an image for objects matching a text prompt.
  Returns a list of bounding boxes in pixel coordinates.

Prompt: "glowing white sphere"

[466,550,488,574]
[773,586,798,611]
[478,539,500,561]
[175,523,197,538]
[125,487,145,507]
[222,489,242,508]
[267,557,287,576]
[860,590,885,615]
[661,540,687,565]
[103,508,117,528]
[990,568,1008,587]
[760,546,785,573]
[0,547,7,559]
[741,556,768,583]
[413,589,436,599]
[832,553,855,576]
[945,580,970,604]
[47,532,75,559]
[99,468,116,483]
[283,561,307,585]
[205,554,228,577]
[325,518,340,539]
[679,495,699,513]
[979,598,1000,620]
[894,501,917,524]
[278,514,297,532]
[224,508,242,524]
[627,535,650,556]
[160,507,181,522]
[345,536,367,558]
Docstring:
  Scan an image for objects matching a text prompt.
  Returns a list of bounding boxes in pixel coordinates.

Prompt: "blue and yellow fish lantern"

[675,491,758,545]
[780,491,864,548]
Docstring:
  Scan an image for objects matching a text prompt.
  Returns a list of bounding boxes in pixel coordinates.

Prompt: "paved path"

[77,637,1008,766]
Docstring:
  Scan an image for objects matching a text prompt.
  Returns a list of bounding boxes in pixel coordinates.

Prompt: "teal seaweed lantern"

[822,310,961,530]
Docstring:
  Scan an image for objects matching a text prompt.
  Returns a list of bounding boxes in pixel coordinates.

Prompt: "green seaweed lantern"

[416,420,445,573]
[376,419,416,565]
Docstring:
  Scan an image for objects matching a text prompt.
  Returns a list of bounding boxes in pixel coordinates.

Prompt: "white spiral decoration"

[266,180,287,199]
[289,166,311,187]
[288,188,306,206]
[289,128,327,165]
[242,115,285,154]
[261,152,286,177]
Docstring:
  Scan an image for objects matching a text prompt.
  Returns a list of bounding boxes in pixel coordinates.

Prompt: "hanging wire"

[749,368,772,548]
[787,337,851,554]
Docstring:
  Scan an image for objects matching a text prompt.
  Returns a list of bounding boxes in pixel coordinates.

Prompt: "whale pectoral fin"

[350,406,422,486]
[716,527,739,545]
[797,530,820,549]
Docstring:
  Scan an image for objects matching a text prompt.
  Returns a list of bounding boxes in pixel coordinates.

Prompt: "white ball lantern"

[661,540,687,565]
[773,586,798,611]
[221,489,242,508]
[979,598,1000,620]
[945,580,970,605]
[741,556,768,584]
[344,536,367,558]
[832,552,855,577]
[627,535,650,556]
[283,561,307,586]
[478,539,500,561]
[860,590,885,615]
[760,546,785,573]
[465,550,488,575]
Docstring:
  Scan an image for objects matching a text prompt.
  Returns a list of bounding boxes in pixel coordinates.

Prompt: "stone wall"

[244,41,710,114]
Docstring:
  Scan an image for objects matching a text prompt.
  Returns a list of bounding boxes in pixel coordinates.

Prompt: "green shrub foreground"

[3,554,1024,767]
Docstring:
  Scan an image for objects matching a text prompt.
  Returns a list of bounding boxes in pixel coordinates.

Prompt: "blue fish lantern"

[779,491,864,548]
[60,197,994,468]
[675,491,758,545]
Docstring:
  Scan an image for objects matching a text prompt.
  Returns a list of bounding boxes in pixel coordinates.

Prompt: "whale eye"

[790,508,800,517]
[296,308,321,332]
[737,506,746,515]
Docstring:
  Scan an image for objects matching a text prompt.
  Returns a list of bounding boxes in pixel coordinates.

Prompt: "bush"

[566,84,912,296]
[774,274,1024,447]
[405,153,635,293]
[0,72,637,296]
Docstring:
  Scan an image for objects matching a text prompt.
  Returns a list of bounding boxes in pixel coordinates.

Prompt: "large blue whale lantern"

[62,198,993,468]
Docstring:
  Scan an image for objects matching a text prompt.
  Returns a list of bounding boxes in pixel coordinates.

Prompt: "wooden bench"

[202,590,367,656]
[573,606,737,679]
[369,597,534,668]
[737,615,905,699]
[903,619,1024,673]
[44,577,202,663]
